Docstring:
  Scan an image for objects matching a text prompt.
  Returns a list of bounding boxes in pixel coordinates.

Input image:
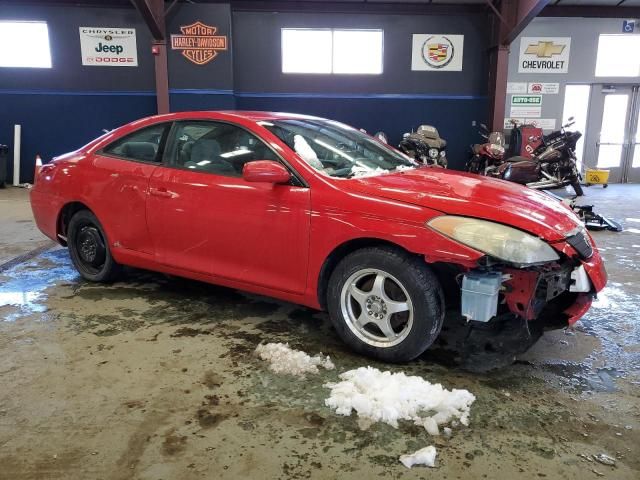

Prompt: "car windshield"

[259,118,417,178]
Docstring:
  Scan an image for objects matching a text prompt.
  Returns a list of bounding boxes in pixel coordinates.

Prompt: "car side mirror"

[242,160,291,184]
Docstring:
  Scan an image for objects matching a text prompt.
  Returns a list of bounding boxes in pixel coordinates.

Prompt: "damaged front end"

[430,222,606,371]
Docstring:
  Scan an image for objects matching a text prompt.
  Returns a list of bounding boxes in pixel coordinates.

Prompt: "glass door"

[584,85,640,183]
[628,88,640,183]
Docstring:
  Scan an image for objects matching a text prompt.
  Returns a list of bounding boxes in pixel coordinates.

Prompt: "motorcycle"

[499,118,583,196]
[398,125,448,167]
[467,119,584,197]
[466,124,506,175]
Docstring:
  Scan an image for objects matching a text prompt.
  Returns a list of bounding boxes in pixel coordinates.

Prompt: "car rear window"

[102,123,169,163]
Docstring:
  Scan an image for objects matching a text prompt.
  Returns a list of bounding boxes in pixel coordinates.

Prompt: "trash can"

[0,144,8,188]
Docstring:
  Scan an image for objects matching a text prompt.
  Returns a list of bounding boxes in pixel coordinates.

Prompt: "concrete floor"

[0,187,54,266]
[0,184,638,480]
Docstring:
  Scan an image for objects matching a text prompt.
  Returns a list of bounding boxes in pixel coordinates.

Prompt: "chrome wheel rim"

[340,268,414,348]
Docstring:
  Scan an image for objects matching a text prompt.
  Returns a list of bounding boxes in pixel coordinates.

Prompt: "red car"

[30,111,606,363]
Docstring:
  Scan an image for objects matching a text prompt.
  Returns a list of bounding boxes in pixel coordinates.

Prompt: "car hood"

[346,168,581,242]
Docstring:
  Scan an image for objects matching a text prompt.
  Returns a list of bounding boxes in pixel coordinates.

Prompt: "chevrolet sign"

[518,37,571,74]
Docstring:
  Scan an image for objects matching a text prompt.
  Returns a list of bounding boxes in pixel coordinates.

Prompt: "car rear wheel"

[327,247,444,362]
[68,210,120,282]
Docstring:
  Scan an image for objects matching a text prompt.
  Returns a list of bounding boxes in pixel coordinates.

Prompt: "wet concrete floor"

[0,185,638,479]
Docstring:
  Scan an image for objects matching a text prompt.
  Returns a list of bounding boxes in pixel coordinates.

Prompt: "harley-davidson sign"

[170,21,227,65]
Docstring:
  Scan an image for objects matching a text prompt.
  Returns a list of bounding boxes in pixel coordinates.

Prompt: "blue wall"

[0,4,157,183]
[169,90,235,112]
[0,3,490,182]
[234,94,486,171]
[1,90,484,178]
[0,92,156,183]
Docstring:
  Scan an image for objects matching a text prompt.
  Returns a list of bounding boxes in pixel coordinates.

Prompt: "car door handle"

[149,187,173,198]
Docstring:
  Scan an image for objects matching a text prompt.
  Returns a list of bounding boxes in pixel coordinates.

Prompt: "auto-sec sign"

[79,27,138,66]
[518,37,571,74]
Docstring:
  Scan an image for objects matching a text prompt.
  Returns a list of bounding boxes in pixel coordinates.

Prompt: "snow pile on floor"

[255,342,335,377]
[324,366,475,434]
[399,446,437,468]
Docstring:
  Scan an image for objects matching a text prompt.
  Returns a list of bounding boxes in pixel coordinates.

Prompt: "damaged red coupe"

[30,111,606,364]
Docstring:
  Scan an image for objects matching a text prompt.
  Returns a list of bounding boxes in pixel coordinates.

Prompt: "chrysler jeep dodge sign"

[79,27,138,66]
[518,37,571,74]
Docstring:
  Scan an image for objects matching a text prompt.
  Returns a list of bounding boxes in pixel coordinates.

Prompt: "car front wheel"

[68,210,121,282]
[327,247,444,362]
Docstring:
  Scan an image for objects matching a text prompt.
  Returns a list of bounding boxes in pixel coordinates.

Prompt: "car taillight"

[34,155,43,184]
[35,163,55,185]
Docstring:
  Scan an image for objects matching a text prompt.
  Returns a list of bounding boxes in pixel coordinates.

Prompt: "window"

[281,28,383,74]
[103,124,169,163]
[562,84,590,170]
[259,118,415,178]
[597,94,629,168]
[595,34,640,77]
[0,21,52,68]
[282,29,332,74]
[166,121,280,177]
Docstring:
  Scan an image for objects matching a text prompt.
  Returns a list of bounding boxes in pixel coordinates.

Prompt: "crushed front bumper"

[460,236,606,328]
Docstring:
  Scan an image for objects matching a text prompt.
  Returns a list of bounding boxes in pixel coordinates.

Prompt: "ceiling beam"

[130,0,165,40]
[503,0,550,45]
[224,1,486,16]
[540,5,640,18]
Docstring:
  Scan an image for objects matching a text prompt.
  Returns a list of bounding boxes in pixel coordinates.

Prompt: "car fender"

[304,190,484,308]
[40,158,119,250]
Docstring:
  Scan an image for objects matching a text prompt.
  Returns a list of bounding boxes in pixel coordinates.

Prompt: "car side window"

[102,123,169,163]
[165,121,280,177]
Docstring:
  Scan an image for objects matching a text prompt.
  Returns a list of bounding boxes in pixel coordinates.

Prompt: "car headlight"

[439,150,446,157]
[427,216,559,265]
[428,148,439,159]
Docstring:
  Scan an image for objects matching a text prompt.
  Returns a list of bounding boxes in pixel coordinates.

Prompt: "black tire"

[571,180,584,196]
[68,209,121,282]
[326,246,444,363]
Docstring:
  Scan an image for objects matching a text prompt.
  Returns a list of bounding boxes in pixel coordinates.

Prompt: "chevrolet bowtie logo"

[525,41,565,58]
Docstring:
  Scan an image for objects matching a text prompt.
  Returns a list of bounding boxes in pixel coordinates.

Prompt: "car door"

[91,122,170,254]
[146,120,311,294]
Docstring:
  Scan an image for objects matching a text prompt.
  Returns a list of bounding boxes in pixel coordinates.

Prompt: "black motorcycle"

[497,118,584,196]
[398,125,448,167]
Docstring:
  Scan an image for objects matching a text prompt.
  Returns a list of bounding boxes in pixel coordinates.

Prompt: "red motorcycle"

[468,120,583,196]
[466,124,506,176]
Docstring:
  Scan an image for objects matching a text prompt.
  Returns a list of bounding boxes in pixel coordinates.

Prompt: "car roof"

[146,110,325,123]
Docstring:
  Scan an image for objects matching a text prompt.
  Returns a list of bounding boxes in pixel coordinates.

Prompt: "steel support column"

[488,44,510,132]
[131,0,169,114]
[487,0,549,131]
[153,40,170,114]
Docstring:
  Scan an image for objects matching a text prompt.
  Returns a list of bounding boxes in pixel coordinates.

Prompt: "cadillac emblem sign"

[424,36,454,68]
[170,21,227,65]
[411,34,463,71]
